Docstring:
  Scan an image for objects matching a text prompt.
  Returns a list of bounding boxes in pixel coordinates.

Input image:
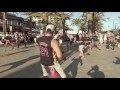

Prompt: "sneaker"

[87,53,90,55]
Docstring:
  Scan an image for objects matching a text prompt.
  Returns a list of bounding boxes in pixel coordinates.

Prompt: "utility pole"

[113,20,114,31]
[30,17,32,33]
[63,19,66,34]
[3,12,6,34]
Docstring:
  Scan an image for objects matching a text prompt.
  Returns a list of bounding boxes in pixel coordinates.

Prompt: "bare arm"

[76,40,83,43]
[51,39,63,60]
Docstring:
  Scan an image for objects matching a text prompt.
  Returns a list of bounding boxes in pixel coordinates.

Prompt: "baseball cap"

[46,24,55,32]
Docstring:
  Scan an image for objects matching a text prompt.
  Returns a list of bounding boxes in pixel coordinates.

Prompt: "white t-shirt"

[104,34,107,40]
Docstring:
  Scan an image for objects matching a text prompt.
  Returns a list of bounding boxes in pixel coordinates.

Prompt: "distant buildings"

[0,12,34,33]
[31,13,63,31]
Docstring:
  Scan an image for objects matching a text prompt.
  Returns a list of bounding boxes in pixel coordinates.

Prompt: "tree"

[60,12,73,34]
[72,18,81,27]
[82,12,105,34]
[13,12,77,34]
[25,12,73,34]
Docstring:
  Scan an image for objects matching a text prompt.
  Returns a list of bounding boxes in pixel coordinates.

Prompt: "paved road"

[0,43,120,78]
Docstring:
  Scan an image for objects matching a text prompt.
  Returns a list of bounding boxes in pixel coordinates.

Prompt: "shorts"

[92,40,99,45]
[99,40,103,44]
[79,45,84,52]
[41,61,66,78]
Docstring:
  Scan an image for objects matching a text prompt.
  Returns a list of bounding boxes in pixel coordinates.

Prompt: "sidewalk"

[0,44,120,78]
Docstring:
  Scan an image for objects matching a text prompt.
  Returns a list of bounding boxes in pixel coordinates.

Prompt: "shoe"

[87,53,90,55]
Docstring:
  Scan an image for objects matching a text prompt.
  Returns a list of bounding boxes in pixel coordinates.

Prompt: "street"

[0,43,120,78]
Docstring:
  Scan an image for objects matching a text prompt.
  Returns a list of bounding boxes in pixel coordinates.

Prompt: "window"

[8,19,11,25]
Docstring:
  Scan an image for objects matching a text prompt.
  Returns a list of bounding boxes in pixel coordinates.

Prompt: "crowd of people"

[0,32,41,51]
[1,24,120,78]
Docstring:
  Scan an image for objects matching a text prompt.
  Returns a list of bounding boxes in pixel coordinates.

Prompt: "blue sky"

[102,12,120,31]
[16,12,120,31]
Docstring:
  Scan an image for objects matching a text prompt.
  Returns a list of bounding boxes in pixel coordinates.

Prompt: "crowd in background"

[0,30,120,54]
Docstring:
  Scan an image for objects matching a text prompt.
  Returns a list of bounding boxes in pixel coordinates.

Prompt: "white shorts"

[79,45,84,52]
[99,40,103,44]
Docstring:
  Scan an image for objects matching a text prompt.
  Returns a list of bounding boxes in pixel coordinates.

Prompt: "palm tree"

[61,12,73,34]
[92,12,105,33]
[72,17,87,32]
[72,18,81,27]
[82,12,105,34]
[17,12,73,33]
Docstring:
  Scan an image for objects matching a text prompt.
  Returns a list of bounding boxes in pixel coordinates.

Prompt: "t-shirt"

[37,36,57,66]
[5,36,12,40]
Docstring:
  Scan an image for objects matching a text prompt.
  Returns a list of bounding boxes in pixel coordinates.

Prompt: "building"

[31,12,63,30]
[0,12,31,33]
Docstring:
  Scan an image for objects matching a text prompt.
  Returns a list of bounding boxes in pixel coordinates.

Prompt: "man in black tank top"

[37,24,66,78]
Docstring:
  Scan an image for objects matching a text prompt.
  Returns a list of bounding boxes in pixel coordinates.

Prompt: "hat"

[46,24,55,32]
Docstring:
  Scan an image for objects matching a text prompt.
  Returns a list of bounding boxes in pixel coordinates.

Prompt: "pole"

[30,17,32,33]
[63,19,65,34]
[113,20,114,31]
[115,23,116,31]
[3,12,6,34]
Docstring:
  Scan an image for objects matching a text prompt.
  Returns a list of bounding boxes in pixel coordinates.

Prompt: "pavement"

[0,43,120,78]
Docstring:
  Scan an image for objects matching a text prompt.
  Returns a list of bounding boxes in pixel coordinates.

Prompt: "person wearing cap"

[37,24,66,78]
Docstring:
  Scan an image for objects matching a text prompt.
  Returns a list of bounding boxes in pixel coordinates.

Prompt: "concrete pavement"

[0,43,120,78]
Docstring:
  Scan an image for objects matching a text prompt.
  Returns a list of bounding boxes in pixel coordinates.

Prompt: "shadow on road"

[0,55,40,73]
[3,61,42,78]
[87,65,105,78]
[6,49,33,56]
[20,44,37,49]
[113,57,120,64]
[64,57,82,78]
[63,44,78,60]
